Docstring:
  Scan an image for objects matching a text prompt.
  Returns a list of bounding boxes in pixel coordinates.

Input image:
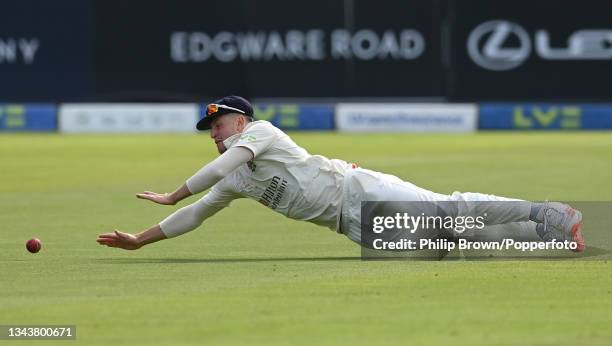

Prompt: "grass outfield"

[1,132,612,345]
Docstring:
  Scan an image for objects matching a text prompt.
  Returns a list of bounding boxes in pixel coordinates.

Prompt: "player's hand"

[96,230,142,250]
[136,191,176,205]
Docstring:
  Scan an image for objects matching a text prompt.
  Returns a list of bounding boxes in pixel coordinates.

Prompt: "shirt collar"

[222,121,258,149]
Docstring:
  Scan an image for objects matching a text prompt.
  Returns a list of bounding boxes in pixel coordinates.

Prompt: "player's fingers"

[96,238,116,246]
[102,238,126,248]
[136,194,159,202]
[97,239,116,246]
[98,231,117,236]
[97,233,118,240]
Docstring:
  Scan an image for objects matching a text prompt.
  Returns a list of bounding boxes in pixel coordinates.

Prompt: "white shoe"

[536,202,585,252]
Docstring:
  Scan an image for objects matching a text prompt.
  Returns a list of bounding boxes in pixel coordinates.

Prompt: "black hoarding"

[4,0,612,102]
[94,0,445,100]
[448,0,612,101]
[0,0,93,102]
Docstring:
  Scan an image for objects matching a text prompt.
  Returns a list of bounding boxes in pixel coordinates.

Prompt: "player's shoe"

[536,202,585,252]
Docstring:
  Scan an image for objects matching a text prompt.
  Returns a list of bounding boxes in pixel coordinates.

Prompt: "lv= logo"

[513,106,581,129]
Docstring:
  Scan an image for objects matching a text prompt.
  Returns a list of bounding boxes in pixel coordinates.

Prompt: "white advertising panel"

[335,103,477,133]
[59,104,199,133]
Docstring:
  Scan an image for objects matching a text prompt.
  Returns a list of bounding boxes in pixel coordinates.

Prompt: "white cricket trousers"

[339,168,536,244]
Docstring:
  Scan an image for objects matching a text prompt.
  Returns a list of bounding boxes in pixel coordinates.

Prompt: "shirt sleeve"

[185,146,253,195]
[159,183,239,238]
[231,122,277,159]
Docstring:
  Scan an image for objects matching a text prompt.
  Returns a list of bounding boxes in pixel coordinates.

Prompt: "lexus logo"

[468,20,531,71]
[468,20,612,71]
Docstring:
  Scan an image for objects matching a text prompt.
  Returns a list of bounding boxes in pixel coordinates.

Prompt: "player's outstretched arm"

[136,184,192,205]
[135,147,251,206]
[100,179,236,250]
[96,225,167,250]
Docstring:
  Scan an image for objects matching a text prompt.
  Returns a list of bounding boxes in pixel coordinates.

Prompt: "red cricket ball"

[26,238,42,253]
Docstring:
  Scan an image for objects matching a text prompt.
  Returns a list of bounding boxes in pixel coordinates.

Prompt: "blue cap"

[197,95,254,131]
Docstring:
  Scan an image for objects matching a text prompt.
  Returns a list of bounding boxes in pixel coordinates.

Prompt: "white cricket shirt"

[206,120,353,231]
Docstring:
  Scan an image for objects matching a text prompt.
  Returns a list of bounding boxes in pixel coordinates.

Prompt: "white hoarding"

[335,103,477,133]
[59,104,199,133]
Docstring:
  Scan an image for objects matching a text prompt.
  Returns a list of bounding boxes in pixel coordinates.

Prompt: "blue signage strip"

[253,104,334,130]
[0,104,57,132]
[198,103,335,131]
[198,103,334,131]
[479,104,612,130]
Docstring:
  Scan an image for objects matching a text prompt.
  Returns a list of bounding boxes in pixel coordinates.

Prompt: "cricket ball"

[26,238,42,253]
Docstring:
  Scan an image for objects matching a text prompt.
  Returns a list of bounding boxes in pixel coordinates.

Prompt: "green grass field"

[2,132,612,345]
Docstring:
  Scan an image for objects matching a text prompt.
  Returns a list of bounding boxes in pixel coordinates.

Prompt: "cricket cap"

[196,95,254,131]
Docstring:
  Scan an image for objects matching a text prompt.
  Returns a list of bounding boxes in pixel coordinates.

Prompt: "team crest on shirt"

[247,160,257,172]
[240,134,257,142]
